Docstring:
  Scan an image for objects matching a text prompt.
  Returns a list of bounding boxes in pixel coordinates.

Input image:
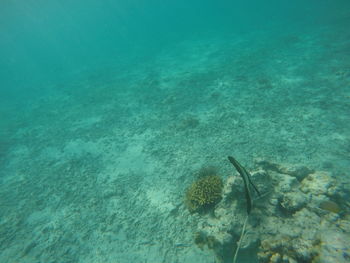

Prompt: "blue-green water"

[1,1,350,263]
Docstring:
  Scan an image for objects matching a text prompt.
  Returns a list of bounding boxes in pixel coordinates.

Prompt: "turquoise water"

[1,1,350,262]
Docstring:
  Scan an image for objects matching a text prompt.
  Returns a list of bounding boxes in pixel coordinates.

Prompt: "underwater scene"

[1,1,350,262]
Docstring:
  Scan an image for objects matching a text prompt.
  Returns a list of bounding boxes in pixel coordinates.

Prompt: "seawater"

[0,1,349,263]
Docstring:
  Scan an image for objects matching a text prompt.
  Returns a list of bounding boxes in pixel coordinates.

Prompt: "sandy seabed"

[1,21,350,263]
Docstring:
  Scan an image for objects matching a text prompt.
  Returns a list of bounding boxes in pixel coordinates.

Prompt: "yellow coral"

[185,175,223,212]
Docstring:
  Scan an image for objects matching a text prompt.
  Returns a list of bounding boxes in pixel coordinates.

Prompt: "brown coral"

[185,175,223,212]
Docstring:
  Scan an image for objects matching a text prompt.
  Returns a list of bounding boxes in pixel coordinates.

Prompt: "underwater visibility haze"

[1,0,350,262]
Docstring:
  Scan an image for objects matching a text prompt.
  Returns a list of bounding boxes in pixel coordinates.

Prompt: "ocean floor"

[1,22,350,263]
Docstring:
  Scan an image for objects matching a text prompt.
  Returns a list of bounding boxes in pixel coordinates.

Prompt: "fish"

[228,156,261,214]
[319,200,341,213]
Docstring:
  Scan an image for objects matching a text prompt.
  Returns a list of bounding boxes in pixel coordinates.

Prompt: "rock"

[314,230,350,263]
[337,218,350,232]
[300,171,336,196]
[258,236,315,263]
[251,169,271,195]
[254,159,314,181]
[254,158,279,171]
[276,173,299,193]
[280,191,307,213]
[278,164,314,181]
[221,176,236,200]
[270,253,282,263]
[292,238,314,261]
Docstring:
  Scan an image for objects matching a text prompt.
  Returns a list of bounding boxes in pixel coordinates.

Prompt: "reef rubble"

[192,159,350,263]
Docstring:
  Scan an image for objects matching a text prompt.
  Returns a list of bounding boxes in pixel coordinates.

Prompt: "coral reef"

[258,235,320,263]
[190,160,350,263]
[185,175,223,212]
